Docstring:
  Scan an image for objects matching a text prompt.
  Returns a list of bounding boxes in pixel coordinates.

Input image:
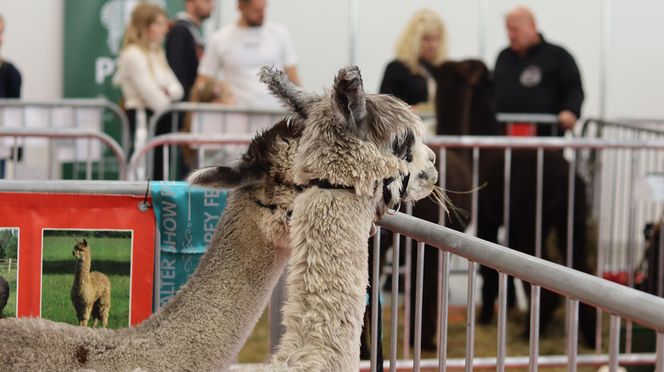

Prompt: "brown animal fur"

[71,239,111,328]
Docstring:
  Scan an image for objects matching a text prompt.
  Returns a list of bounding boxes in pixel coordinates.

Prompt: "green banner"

[63,0,183,179]
[64,0,183,101]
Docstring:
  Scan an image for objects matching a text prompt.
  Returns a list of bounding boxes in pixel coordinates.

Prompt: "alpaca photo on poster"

[41,229,132,328]
[0,228,18,318]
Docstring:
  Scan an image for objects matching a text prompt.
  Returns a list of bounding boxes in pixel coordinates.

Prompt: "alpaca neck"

[124,190,291,370]
[74,258,91,285]
[274,189,375,371]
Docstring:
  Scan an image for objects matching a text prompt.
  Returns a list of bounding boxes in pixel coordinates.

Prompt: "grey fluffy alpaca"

[0,275,8,318]
[242,66,439,371]
[0,118,303,371]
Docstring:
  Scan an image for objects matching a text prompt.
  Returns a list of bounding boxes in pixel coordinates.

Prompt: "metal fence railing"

[372,212,664,371]
[579,118,664,291]
[0,98,130,153]
[0,128,126,180]
[143,103,287,180]
[127,133,253,181]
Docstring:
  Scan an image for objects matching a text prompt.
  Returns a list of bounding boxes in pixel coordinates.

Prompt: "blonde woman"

[114,3,183,179]
[379,9,446,110]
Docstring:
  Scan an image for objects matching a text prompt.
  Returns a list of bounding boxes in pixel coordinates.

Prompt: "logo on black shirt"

[520,65,542,88]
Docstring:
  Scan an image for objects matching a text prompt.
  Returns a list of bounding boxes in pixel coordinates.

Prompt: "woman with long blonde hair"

[379,9,446,110]
[114,3,183,178]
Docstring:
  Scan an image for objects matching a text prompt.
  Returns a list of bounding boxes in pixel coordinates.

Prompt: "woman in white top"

[114,3,183,179]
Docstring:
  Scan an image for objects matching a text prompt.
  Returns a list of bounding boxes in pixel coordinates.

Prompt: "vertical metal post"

[390,232,401,372]
[608,315,621,372]
[595,148,605,353]
[10,136,17,180]
[162,146,170,181]
[472,147,480,235]
[438,251,450,372]
[566,150,576,268]
[659,219,664,298]
[599,0,613,119]
[567,299,579,372]
[370,226,381,372]
[86,138,93,180]
[497,272,508,372]
[349,0,359,66]
[478,0,489,61]
[503,148,512,246]
[403,203,413,359]
[535,148,543,258]
[464,261,476,372]
[413,242,425,372]
[529,285,540,372]
[655,332,664,372]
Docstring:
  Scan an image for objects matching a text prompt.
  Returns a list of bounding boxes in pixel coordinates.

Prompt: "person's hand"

[558,110,577,130]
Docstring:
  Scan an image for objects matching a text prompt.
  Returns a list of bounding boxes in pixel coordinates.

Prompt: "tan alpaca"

[71,239,111,328]
[0,118,304,371]
[240,66,439,371]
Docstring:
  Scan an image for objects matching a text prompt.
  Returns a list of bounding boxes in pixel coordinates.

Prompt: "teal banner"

[151,181,227,308]
[151,181,227,254]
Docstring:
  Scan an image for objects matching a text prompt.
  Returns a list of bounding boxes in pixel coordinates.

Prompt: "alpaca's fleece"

[242,66,438,372]
[71,240,111,328]
[0,119,303,371]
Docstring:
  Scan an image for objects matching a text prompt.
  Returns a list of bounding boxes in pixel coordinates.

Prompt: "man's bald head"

[505,6,540,55]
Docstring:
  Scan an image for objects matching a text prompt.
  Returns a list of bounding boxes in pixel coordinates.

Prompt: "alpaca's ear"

[82,239,87,246]
[331,66,367,134]
[188,164,267,189]
[259,66,316,119]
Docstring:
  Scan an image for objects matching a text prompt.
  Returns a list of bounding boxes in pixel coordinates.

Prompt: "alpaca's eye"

[405,153,413,162]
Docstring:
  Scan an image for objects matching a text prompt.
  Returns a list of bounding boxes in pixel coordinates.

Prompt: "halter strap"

[306,178,356,191]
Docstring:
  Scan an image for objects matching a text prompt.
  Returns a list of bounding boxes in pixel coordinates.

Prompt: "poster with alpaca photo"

[0,227,19,318]
[0,192,155,325]
[41,229,132,329]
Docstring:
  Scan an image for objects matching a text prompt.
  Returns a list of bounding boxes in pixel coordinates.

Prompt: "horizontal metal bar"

[0,98,131,151]
[377,213,664,332]
[496,113,559,124]
[0,180,150,195]
[0,128,127,179]
[423,135,664,150]
[356,353,658,371]
[127,133,254,180]
[0,98,111,108]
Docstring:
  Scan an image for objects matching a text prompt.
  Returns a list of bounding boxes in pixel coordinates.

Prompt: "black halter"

[382,171,410,207]
[254,197,278,211]
[306,178,356,191]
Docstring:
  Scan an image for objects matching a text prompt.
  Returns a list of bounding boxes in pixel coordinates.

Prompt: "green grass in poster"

[41,232,131,329]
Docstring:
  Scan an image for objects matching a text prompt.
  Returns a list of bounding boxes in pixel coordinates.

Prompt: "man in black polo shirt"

[166,0,214,101]
[494,6,584,137]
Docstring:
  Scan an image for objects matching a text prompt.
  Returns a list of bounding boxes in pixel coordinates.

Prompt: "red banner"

[0,193,155,326]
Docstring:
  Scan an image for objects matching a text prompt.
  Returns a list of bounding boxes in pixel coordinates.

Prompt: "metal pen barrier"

[144,103,287,180]
[371,212,664,370]
[127,133,254,181]
[363,135,664,371]
[0,98,130,153]
[0,127,126,180]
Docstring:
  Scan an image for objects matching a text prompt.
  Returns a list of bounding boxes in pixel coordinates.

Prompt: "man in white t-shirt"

[195,0,301,109]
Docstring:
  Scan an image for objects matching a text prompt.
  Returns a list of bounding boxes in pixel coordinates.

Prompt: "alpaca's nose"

[419,166,438,184]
